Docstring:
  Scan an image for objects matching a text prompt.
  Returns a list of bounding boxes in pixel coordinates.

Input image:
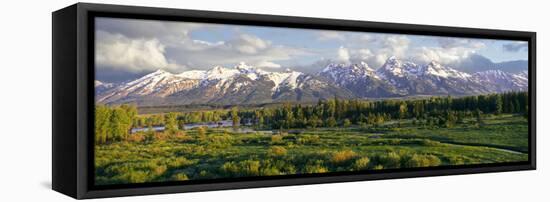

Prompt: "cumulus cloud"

[255,61,282,68]
[342,34,411,67]
[96,18,309,75]
[165,33,308,70]
[503,42,528,52]
[233,34,271,54]
[412,37,486,64]
[95,31,183,73]
[318,33,496,69]
[95,17,525,81]
[337,46,351,63]
[317,31,346,41]
[96,17,203,45]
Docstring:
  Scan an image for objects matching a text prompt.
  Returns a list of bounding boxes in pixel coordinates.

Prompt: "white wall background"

[0,0,547,201]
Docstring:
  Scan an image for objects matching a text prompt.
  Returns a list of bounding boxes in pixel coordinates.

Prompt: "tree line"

[95,91,528,144]
[239,91,528,130]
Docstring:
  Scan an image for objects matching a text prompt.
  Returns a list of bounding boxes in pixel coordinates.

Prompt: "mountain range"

[95,57,528,106]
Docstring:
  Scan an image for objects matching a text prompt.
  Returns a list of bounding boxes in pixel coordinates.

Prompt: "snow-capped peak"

[420,61,471,79]
[377,56,408,77]
[322,62,373,73]
[265,70,302,92]
[205,66,239,80]
[95,80,105,87]
[386,55,398,61]
[376,57,471,80]
[360,61,371,69]
[176,70,206,79]
[320,62,378,86]
[132,69,173,83]
[235,62,254,71]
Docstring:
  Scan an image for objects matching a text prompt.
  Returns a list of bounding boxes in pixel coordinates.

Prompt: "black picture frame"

[52,2,536,199]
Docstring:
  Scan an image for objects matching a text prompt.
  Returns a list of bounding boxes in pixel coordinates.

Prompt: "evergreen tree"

[495,95,503,115]
[343,119,352,128]
[231,107,240,129]
[164,112,179,134]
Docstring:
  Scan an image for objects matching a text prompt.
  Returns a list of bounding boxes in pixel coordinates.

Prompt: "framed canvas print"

[52,3,536,199]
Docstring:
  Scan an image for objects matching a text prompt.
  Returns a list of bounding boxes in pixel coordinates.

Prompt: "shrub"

[378,152,401,169]
[305,165,328,174]
[343,119,352,127]
[199,170,209,177]
[268,146,287,157]
[260,166,281,176]
[297,135,320,145]
[153,132,169,141]
[220,160,261,177]
[126,170,149,183]
[271,135,284,144]
[403,154,441,168]
[166,157,194,168]
[447,156,466,165]
[352,157,370,170]
[239,160,261,176]
[172,130,191,142]
[171,173,189,181]
[372,165,384,170]
[127,133,146,143]
[221,162,239,176]
[197,126,207,137]
[304,160,329,174]
[153,165,167,175]
[331,150,357,165]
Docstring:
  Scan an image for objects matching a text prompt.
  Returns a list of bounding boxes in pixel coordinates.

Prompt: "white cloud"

[412,37,486,64]
[337,46,351,63]
[255,61,282,68]
[192,39,225,47]
[336,34,411,67]
[96,17,204,46]
[317,31,346,41]
[95,31,183,73]
[96,18,310,73]
[233,34,271,54]
[336,34,488,68]
[356,49,374,60]
[164,33,310,71]
[96,17,505,76]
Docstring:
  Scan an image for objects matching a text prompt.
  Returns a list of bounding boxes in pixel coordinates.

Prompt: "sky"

[95,17,528,82]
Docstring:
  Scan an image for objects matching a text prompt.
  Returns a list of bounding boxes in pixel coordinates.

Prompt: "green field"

[95,114,528,185]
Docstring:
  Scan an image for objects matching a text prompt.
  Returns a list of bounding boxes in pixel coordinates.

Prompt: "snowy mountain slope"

[472,70,528,92]
[96,63,349,105]
[96,57,530,106]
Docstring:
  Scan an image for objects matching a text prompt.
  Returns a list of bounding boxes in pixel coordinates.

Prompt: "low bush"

[297,135,320,145]
[377,152,401,169]
[127,133,146,143]
[271,135,284,144]
[171,172,189,181]
[331,150,357,165]
[352,157,370,170]
[304,160,328,174]
[268,146,287,157]
[403,154,441,168]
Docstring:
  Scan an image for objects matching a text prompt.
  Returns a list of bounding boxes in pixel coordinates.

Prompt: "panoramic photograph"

[94,17,529,185]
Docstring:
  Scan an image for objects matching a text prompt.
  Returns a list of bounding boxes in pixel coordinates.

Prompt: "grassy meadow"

[95,113,528,185]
